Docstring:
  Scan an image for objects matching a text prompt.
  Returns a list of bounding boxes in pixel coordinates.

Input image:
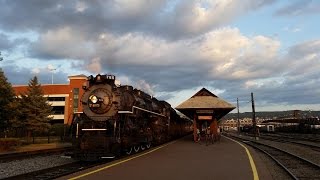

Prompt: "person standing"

[196,128,201,142]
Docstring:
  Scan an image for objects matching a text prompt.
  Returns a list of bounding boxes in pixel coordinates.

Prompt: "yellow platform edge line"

[68,140,177,180]
[224,135,260,180]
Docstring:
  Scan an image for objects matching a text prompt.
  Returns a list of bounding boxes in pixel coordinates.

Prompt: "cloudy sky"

[0,0,320,112]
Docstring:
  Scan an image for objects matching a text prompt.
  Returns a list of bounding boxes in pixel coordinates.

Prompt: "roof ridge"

[191,87,217,98]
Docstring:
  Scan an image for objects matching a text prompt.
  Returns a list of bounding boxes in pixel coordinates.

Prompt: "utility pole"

[251,92,258,140]
[237,98,240,134]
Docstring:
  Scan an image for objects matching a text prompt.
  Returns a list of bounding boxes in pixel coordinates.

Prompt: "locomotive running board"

[118,106,166,117]
[118,111,133,114]
[82,129,107,131]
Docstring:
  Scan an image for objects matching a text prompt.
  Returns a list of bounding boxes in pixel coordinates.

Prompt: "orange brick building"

[13,75,87,125]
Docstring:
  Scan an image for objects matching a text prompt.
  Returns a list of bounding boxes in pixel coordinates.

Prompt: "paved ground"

[62,135,273,180]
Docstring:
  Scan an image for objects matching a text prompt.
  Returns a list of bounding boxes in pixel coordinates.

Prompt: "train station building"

[176,88,235,141]
[13,75,88,125]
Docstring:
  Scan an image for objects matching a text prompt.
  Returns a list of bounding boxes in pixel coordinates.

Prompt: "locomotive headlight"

[89,95,98,103]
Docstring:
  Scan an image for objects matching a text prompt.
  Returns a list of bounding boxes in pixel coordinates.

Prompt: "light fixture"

[89,95,98,103]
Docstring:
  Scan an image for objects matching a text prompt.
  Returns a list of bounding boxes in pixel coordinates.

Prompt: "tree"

[20,76,52,137]
[0,51,3,61]
[0,69,16,137]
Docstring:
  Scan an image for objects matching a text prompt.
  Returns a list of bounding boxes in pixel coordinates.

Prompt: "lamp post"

[48,66,57,84]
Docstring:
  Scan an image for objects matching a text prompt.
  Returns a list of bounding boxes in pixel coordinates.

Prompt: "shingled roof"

[176,88,235,120]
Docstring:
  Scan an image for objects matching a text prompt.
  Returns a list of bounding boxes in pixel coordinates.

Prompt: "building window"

[73,88,79,94]
[47,97,66,101]
[73,100,78,108]
[52,106,65,114]
[73,88,79,111]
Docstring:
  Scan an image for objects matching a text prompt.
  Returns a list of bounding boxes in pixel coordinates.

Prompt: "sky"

[0,0,320,112]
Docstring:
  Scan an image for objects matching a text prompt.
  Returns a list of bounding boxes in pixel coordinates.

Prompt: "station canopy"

[176,88,235,120]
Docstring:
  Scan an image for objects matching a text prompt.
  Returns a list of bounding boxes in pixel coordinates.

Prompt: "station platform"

[62,135,272,180]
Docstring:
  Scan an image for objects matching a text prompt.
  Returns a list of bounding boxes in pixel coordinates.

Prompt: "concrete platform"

[62,135,272,180]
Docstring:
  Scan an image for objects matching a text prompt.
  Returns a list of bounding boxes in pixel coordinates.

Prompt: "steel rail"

[261,133,320,143]
[228,135,320,179]
[245,141,320,179]
[3,161,107,180]
[258,135,320,152]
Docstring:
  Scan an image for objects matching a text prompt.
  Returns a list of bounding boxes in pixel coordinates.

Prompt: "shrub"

[0,138,21,151]
[50,124,65,136]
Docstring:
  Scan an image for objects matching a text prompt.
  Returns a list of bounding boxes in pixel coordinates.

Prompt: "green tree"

[0,51,3,61]
[0,69,16,137]
[20,76,52,137]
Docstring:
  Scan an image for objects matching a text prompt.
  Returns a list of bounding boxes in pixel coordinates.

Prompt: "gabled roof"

[191,88,217,98]
[176,88,235,120]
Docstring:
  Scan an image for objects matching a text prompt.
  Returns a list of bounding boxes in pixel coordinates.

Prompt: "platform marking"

[224,136,260,180]
[68,140,177,180]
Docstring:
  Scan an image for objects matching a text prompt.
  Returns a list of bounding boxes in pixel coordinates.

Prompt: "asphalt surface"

[62,135,272,180]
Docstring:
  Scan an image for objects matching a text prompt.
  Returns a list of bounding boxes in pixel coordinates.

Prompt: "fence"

[0,124,71,144]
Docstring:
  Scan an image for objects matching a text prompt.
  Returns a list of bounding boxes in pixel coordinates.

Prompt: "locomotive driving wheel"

[125,147,133,155]
[140,144,146,151]
[146,142,151,149]
[133,145,140,153]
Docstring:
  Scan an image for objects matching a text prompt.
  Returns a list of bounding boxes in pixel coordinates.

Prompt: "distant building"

[13,75,87,125]
[220,118,265,131]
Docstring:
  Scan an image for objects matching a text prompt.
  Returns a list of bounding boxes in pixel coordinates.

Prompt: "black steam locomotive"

[69,74,191,161]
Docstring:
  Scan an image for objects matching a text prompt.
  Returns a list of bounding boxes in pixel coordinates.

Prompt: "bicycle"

[196,133,201,143]
[205,133,213,146]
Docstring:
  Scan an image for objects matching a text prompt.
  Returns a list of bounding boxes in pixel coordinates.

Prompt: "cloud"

[0,0,275,40]
[0,33,13,50]
[30,26,94,60]
[0,33,29,52]
[135,79,156,96]
[86,57,102,74]
[156,0,276,39]
[220,39,320,107]
[27,26,284,92]
[31,67,40,74]
[1,0,320,111]
[275,0,320,16]
[1,64,68,85]
[283,26,302,33]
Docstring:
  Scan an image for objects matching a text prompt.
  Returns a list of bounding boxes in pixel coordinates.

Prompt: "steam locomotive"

[69,74,192,161]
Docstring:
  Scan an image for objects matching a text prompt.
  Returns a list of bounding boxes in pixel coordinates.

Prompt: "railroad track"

[0,147,73,162]
[228,135,320,179]
[3,161,105,180]
[262,133,320,143]
[258,136,320,152]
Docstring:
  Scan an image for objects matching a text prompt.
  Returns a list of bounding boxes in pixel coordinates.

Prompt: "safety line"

[68,140,177,180]
[224,135,260,180]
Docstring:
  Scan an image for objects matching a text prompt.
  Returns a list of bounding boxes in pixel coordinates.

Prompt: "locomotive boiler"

[70,74,191,161]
